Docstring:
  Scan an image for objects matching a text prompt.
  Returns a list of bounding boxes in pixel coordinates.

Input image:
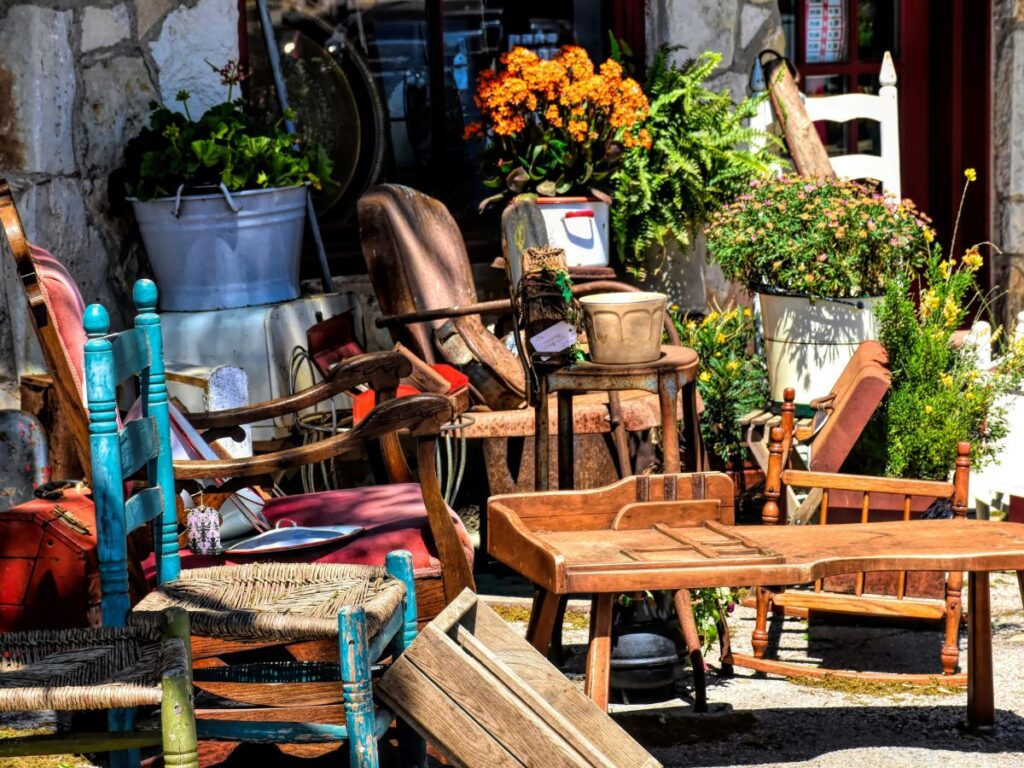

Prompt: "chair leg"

[340,606,379,768]
[752,587,771,659]
[716,600,734,677]
[942,575,964,676]
[386,551,425,768]
[1016,570,1024,611]
[674,590,707,713]
[161,674,199,768]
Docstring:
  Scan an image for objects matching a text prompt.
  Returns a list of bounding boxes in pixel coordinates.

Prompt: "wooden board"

[377,590,659,768]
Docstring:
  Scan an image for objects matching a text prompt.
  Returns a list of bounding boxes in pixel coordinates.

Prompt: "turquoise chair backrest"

[84,279,179,628]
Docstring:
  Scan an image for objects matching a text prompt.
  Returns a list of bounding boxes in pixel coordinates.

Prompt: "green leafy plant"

[878,170,1024,479]
[465,45,649,204]
[123,61,334,200]
[672,304,769,465]
[704,175,933,299]
[612,49,777,279]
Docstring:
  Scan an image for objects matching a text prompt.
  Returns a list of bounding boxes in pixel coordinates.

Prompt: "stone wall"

[0,0,239,407]
[643,0,784,311]
[993,0,1024,328]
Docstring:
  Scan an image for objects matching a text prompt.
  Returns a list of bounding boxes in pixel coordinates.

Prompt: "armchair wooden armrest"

[182,350,410,430]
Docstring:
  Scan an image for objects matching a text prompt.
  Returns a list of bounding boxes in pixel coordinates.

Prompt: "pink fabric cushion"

[32,245,87,401]
[144,483,474,580]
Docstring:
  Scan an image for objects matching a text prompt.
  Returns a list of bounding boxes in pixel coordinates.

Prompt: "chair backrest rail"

[125,487,166,534]
[120,417,158,478]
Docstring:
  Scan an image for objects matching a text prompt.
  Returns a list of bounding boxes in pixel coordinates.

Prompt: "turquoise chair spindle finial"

[84,303,110,339]
[133,279,158,314]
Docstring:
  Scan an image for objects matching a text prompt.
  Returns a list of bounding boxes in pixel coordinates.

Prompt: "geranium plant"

[122,61,334,201]
[704,175,934,299]
[465,46,649,202]
[878,170,1024,479]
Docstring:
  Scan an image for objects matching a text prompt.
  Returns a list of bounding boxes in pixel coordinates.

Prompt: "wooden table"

[488,475,1024,730]
[534,345,702,490]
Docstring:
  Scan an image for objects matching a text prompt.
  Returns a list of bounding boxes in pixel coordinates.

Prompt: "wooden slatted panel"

[111,327,149,384]
[119,417,157,477]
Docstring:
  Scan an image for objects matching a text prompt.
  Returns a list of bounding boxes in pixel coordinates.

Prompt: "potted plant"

[611,49,777,297]
[465,45,649,282]
[704,175,933,409]
[121,61,334,312]
[877,170,1024,480]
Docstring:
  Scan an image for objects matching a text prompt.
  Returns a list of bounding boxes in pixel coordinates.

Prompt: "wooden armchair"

[0,180,474,626]
[728,418,972,683]
[357,184,683,493]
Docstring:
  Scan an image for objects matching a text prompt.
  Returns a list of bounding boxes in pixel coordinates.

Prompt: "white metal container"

[758,293,881,407]
[535,197,609,269]
[131,185,306,312]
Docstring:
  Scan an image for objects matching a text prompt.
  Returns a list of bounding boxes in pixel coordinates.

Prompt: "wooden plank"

[407,624,589,767]
[195,715,386,744]
[195,705,345,725]
[111,327,149,384]
[611,500,724,530]
[737,408,768,426]
[728,653,967,686]
[124,486,164,532]
[782,469,952,498]
[120,416,158,476]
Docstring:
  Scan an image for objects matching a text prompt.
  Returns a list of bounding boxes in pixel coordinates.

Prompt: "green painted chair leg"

[386,550,426,768]
[161,608,198,768]
[340,606,379,768]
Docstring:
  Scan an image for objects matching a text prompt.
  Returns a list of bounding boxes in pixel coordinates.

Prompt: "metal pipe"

[254,0,334,294]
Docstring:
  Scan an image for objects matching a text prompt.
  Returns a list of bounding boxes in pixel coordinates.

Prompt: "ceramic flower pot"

[131,185,306,312]
[535,197,609,264]
[758,292,882,409]
[580,291,667,365]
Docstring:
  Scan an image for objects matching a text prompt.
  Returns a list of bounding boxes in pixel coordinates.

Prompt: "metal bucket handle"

[172,183,243,218]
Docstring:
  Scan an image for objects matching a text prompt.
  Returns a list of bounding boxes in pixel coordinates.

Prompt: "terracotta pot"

[580,292,667,365]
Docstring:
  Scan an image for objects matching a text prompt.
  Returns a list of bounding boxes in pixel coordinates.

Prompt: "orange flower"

[462,121,484,140]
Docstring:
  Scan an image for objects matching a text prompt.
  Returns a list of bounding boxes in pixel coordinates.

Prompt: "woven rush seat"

[131,562,406,644]
[0,624,186,711]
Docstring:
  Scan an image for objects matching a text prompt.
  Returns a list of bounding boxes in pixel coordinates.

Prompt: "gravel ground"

[490,570,1024,768]
[5,573,1024,767]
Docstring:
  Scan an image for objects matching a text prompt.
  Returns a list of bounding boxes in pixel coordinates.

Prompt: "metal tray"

[225,525,364,555]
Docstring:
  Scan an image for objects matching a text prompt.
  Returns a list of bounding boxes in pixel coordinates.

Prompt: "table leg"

[967,571,994,732]
[660,375,681,474]
[585,594,614,712]
[606,391,632,478]
[674,589,707,713]
[526,588,561,658]
[681,379,703,472]
[535,376,549,491]
[557,390,575,490]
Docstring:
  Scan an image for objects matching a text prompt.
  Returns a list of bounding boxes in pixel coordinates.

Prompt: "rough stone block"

[649,0,739,71]
[136,0,176,38]
[0,5,75,174]
[740,4,772,50]
[150,0,238,116]
[82,56,156,173]
[81,4,131,52]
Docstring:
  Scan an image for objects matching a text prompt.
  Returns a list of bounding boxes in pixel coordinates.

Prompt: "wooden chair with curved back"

[0,179,474,628]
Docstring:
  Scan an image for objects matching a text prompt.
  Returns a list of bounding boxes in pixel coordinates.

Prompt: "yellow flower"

[940,373,954,388]
[715,332,727,344]
[963,247,983,271]
[943,297,959,327]
[965,168,977,182]
[703,311,719,325]
[966,392,974,400]
[743,308,752,318]
[699,371,712,383]
[923,228,935,243]
[920,289,939,319]
[726,360,739,372]
[925,405,933,414]
[938,260,953,279]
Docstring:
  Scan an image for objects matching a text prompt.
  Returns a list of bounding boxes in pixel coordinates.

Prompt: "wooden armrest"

[781,469,953,499]
[174,393,453,480]
[183,350,410,429]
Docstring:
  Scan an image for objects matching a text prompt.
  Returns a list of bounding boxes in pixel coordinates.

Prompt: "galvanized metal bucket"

[131,184,306,312]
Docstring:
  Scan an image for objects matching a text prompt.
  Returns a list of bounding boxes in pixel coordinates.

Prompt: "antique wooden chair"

[84,281,426,767]
[728,416,972,682]
[750,51,901,195]
[358,184,679,494]
[0,180,475,626]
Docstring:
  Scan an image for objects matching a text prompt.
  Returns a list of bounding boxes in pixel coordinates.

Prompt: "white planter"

[758,292,882,407]
[131,185,306,312]
[535,196,609,268]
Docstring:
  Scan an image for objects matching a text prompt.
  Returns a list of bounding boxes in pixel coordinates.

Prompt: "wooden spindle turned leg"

[752,587,771,659]
[942,575,964,676]
[674,590,708,712]
[339,606,379,768]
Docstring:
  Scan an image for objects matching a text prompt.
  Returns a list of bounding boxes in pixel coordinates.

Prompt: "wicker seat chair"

[84,281,425,767]
[0,613,196,764]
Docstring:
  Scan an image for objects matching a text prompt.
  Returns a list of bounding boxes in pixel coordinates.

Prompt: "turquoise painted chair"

[86,280,422,767]
[0,288,197,766]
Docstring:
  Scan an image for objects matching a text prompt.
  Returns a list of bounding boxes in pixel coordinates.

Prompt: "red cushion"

[145,483,473,580]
